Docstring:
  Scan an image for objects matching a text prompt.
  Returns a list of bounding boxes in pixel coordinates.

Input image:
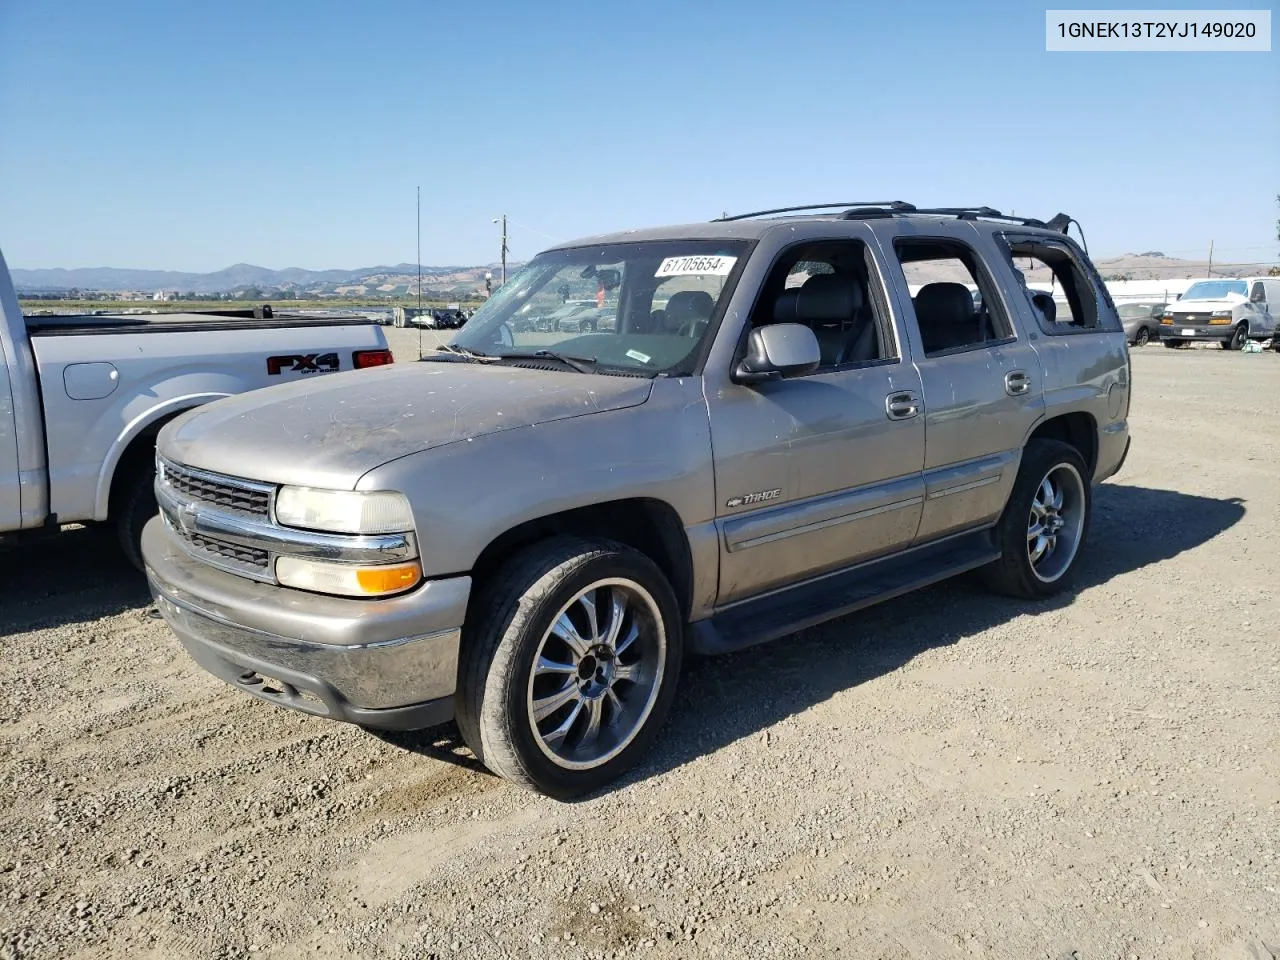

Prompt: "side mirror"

[733,323,821,384]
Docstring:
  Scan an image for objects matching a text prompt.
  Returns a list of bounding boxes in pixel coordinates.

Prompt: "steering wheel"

[677,317,708,338]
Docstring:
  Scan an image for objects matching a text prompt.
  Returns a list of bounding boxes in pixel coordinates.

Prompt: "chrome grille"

[161,512,271,574]
[159,458,271,518]
[184,529,269,569]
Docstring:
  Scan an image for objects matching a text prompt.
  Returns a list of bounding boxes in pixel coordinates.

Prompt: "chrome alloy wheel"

[526,578,666,771]
[1027,462,1086,583]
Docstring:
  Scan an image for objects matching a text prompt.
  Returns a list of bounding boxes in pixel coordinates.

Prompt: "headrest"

[914,282,974,325]
[1030,291,1057,323]
[665,290,714,327]
[773,289,801,322]
[796,273,864,324]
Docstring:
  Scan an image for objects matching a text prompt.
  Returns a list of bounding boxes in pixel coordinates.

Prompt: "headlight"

[276,556,422,597]
[274,487,414,535]
[1211,309,1233,319]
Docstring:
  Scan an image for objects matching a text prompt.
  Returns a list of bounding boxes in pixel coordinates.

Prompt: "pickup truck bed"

[1,247,393,566]
[25,311,376,336]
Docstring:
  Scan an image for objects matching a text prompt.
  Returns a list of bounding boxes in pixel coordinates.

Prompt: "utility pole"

[493,215,508,285]
[416,186,423,315]
[1207,239,1214,277]
[416,186,423,359]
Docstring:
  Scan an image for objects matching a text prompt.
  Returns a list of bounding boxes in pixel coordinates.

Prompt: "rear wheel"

[980,439,1091,600]
[1133,326,1150,347]
[456,537,683,799]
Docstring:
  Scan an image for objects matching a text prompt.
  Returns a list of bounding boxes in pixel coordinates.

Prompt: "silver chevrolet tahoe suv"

[143,202,1132,798]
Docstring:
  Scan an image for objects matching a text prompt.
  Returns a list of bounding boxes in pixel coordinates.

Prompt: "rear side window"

[1001,237,1117,335]
[890,238,1014,357]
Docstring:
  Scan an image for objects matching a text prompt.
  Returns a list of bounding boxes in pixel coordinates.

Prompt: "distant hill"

[12,252,1275,297]
[1024,253,1275,284]
[10,262,516,297]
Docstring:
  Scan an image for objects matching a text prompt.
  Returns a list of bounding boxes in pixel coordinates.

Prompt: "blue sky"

[0,0,1276,271]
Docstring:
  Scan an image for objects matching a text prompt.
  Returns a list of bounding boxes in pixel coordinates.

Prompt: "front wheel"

[456,538,683,799]
[1224,324,1248,350]
[980,439,1091,600]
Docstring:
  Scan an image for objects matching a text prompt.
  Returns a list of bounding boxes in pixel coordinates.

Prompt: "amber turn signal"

[355,562,422,594]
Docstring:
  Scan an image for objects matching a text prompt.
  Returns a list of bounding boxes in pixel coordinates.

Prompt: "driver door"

[705,237,926,604]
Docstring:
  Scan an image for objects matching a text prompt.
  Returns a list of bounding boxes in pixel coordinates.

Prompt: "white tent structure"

[906,277,1206,306]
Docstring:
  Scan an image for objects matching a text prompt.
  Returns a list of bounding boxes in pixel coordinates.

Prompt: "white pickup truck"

[0,247,394,567]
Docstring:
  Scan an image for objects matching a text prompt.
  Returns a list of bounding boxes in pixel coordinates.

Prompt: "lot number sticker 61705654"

[655,255,737,277]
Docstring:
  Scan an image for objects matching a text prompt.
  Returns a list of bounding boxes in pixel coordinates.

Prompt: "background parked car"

[1117,302,1166,346]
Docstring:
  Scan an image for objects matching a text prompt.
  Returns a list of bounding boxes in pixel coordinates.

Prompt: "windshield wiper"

[425,344,496,362]
[493,349,599,374]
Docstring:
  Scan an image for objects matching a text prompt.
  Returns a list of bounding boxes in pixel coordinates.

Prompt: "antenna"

[417,186,423,360]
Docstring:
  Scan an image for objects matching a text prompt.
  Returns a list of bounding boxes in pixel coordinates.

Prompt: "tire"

[1223,323,1248,351]
[112,460,159,572]
[1163,339,1184,349]
[1133,326,1150,347]
[979,439,1091,601]
[455,537,683,799]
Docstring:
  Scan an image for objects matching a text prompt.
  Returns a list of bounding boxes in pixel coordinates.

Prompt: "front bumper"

[142,516,468,730]
[1160,324,1231,340]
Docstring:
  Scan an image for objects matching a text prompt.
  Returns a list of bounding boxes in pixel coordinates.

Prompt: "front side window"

[1250,282,1266,303]
[742,239,894,371]
[449,240,750,377]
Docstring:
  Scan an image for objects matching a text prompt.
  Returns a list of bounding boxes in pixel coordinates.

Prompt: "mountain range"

[11,253,1276,296]
[10,262,513,296]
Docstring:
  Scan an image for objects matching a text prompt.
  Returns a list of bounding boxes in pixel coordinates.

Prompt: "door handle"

[885,391,920,420]
[1004,370,1031,396]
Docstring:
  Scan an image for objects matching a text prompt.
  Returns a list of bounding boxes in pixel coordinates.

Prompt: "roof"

[546,204,1078,252]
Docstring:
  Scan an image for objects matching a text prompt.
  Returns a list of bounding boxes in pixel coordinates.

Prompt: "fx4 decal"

[725,488,782,509]
[267,352,340,375]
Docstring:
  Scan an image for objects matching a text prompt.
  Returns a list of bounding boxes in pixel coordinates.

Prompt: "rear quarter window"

[999,235,1123,337]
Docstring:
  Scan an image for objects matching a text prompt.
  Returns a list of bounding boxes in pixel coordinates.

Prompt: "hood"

[1173,295,1245,311]
[160,361,653,489]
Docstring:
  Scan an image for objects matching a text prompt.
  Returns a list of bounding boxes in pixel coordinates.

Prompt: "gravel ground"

[2,332,1278,960]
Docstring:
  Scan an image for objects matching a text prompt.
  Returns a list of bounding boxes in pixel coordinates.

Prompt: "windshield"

[449,239,751,376]
[1180,280,1247,301]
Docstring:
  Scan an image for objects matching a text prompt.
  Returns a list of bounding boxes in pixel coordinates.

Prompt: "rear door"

[880,224,1046,543]
[1250,281,1276,336]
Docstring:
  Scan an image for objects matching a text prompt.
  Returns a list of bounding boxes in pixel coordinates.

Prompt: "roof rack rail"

[713,201,916,222]
[872,206,1048,227]
[711,202,1082,246]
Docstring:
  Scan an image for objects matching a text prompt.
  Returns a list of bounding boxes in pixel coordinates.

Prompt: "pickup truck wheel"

[980,439,1090,600]
[112,461,158,572]
[456,537,682,799]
